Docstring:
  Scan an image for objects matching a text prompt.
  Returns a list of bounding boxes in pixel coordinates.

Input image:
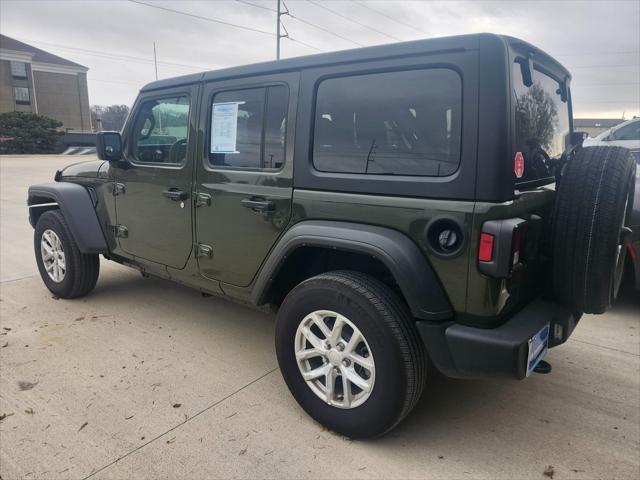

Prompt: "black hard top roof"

[140,33,570,92]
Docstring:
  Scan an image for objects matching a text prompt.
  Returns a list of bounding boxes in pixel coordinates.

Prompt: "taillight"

[477,218,528,277]
[478,233,495,262]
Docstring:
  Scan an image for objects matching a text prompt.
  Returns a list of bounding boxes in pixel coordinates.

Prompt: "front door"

[114,87,196,269]
[195,73,298,286]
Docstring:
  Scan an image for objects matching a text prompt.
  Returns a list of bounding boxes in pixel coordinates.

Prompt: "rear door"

[194,73,298,286]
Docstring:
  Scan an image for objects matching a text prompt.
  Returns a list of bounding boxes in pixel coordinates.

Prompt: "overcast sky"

[1,0,638,118]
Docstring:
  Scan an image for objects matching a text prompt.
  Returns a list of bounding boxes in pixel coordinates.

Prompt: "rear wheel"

[34,210,100,299]
[552,146,636,313]
[275,270,426,438]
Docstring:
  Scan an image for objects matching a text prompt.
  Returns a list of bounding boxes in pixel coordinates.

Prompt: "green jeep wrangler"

[28,34,636,438]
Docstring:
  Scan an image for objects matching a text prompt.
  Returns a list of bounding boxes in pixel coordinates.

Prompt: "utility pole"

[276,0,289,60]
[153,41,158,80]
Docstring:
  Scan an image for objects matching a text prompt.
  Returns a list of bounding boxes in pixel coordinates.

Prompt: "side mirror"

[96,131,122,162]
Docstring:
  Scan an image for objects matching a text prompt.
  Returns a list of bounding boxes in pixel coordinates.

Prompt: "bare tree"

[91,105,130,132]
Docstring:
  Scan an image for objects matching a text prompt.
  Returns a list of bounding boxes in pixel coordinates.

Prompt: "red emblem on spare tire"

[514,151,525,178]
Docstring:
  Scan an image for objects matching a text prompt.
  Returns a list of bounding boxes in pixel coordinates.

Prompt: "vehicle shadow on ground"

[612,285,640,314]
[86,263,278,335]
[370,287,639,449]
[87,262,638,453]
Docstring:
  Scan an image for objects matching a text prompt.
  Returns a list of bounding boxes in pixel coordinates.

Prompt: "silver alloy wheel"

[294,310,375,409]
[41,229,66,283]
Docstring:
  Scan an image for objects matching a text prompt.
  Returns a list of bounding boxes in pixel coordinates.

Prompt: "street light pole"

[276,0,289,60]
[153,41,158,80]
[276,0,281,60]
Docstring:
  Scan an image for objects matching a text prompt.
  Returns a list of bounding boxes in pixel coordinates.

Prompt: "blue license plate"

[527,323,550,377]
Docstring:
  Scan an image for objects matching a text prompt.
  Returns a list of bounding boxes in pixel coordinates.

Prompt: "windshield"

[512,62,571,183]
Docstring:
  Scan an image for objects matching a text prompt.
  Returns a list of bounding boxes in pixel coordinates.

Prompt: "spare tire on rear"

[552,146,636,314]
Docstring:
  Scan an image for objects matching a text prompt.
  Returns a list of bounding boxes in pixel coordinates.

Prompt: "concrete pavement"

[1,155,639,479]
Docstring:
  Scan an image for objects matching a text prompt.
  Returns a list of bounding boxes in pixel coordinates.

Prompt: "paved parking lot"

[1,155,639,480]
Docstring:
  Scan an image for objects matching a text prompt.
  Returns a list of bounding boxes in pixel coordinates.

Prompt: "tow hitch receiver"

[534,360,552,374]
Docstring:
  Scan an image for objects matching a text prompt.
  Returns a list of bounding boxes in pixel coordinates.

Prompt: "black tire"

[275,270,426,439]
[34,210,100,299]
[552,146,636,314]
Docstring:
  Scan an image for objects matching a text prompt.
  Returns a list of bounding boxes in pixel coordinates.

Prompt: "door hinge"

[110,224,129,238]
[113,182,126,196]
[195,243,213,259]
[194,192,212,208]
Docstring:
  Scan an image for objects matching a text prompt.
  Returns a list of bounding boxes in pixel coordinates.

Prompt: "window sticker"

[211,101,244,153]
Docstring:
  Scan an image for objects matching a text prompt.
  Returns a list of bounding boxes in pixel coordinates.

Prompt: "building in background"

[0,34,91,132]
[574,118,627,138]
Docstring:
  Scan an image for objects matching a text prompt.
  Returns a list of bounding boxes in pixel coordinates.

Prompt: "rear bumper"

[417,299,580,380]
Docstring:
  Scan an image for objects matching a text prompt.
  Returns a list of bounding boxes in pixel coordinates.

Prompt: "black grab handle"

[162,189,188,201]
[241,197,275,213]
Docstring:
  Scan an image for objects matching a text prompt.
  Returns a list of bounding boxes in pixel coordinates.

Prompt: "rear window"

[513,62,570,183]
[313,68,462,176]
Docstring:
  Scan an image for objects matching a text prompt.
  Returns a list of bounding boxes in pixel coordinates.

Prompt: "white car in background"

[583,117,640,161]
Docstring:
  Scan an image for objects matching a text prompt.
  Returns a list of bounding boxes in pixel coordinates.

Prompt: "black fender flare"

[28,182,108,254]
[251,220,453,320]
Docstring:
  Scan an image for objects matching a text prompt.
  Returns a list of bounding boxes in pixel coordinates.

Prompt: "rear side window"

[209,85,288,169]
[313,69,462,176]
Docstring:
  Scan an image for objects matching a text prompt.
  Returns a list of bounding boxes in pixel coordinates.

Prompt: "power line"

[307,0,403,42]
[19,39,208,72]
[284,3,365,47]
[23,38,640,78]
[128,0,275,36]
[236,0,277,13]
[287,35,324,53]
[575,82,640,86]
[130,0,323,55]
[238,0,363,48]
[555,51,640,57]
[351,0,427,35]
[569,63,640,69]
[578,101,640,104]
[91,78,143,87]
[236,0,325,54]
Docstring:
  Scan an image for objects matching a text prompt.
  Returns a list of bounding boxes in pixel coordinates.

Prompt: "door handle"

[241,197,275,213]
[162,188,188,201]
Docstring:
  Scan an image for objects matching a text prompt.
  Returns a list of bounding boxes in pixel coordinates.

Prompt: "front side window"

[129,96,190,164]
[313,69,462,176]
[513,62,570,183]
[10,61,27,79]
[209,85,288,169]
[14,87,30,105]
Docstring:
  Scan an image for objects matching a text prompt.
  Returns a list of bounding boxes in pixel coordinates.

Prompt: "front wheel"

[275,271,426,438]
[34,210,100,298]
